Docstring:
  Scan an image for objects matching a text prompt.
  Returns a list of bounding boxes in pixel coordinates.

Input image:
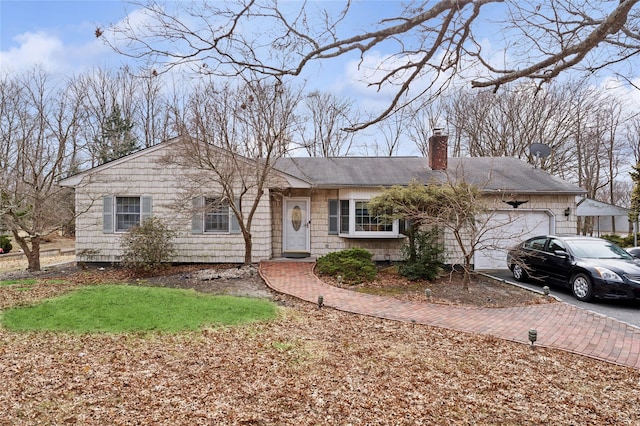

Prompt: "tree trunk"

[27,237,41,272]
[462,255,473,292]
[243,233,252,265]
[12,231,42,271]
[406,227,417,263]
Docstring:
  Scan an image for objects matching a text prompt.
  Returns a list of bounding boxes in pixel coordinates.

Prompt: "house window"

[103,195,152,233]
[116,197,141,232]
[354,201,392,232]
[205,198,230,232]
[328,199,398,237]
[192,196,241,235]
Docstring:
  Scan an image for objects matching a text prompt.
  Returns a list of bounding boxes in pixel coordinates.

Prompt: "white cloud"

[0,28,118,75]
[599,76,640,115]
[0,31,66,72]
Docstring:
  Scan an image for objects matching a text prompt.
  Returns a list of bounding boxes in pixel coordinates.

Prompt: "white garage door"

[473,211,552,270]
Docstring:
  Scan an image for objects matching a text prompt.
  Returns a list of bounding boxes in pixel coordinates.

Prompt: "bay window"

[329,199,399,238]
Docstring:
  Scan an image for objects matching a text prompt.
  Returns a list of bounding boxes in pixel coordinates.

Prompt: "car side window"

[548,238,566,254]
[524,237,547,251]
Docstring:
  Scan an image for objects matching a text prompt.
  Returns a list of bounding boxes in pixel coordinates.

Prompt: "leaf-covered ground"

[1,268,639,425]
[326,267,556,308]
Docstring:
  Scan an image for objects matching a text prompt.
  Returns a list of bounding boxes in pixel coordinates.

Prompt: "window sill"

[338,233,405,239]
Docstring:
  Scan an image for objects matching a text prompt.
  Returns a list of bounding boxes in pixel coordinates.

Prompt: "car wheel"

[512,264,528,282]
[571,273,594,302]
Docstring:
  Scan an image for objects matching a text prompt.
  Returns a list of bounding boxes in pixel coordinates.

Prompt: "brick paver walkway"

[259,261,640,370]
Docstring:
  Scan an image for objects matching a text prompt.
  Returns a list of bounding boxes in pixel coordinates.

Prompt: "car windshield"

[565,239,633,259]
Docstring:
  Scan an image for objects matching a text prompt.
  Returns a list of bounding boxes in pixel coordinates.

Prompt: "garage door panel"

[474,211,551,270]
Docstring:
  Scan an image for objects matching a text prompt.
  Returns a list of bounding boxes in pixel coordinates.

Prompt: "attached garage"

[473,210,553,270]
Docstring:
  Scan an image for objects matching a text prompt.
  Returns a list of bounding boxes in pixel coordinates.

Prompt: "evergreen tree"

[628,162,640,227]
[95,104,139,164]
[369,180,484,289]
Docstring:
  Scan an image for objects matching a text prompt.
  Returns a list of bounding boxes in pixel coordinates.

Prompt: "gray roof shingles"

[274,156,585,195]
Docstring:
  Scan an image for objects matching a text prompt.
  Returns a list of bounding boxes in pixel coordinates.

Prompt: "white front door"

[283,198,310,256]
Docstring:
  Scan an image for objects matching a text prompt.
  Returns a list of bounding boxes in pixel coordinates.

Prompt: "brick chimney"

[428,129,448,171]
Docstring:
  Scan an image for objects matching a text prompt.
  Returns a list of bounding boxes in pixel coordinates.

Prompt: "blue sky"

[0,1,426,140]
[0,1,393,75]
[2,0,639,142]
[1,0,135,72]
[0,1,393,102]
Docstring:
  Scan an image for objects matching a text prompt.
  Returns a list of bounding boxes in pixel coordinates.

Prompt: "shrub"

[627,234,640,247]
[0,235,12,254]
[120,217,177,272]
[399,228,444,281]
[600,234,640,248]
[316,248,377,284]
[600,234,625,246]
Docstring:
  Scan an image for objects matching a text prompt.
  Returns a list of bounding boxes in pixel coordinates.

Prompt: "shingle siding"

[72,143,272,264]
[273,188,405,261]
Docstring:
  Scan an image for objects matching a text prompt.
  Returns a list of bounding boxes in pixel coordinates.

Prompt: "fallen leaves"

[328,268,556,307]
[0,268,639,424]
[1,291,639,424]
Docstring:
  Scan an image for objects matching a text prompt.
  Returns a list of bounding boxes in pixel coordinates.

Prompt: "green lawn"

[1,284,278,333]
[1,278,37,286]
[1,278,37,292]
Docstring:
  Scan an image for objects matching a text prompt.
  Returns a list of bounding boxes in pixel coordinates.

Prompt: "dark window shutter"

[103,196,113,234]
[328,199,339,235]
[340,200,350,233]
[399,218,407,235]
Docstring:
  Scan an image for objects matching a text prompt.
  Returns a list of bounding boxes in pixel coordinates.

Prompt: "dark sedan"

[626,247,640,259]
[506,235,640,302]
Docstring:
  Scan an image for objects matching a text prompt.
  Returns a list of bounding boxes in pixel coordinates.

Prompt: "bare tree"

[574,94,631,234]
[165,76,303,264]
[48,79,84,177]
[162,75,192,144]
[625,116,640,164]
[442,81,635,214]
[71,66,143,167]
[134,67,174,147]
[601,99,626,211]
[443,82,578,174]
[370,108,411,156]
[71,68,120,167]
[0,73,21,177]
[298,91,357,157]
[406,102,446,158]
[0,68,77,270]
[106,0,640,130]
